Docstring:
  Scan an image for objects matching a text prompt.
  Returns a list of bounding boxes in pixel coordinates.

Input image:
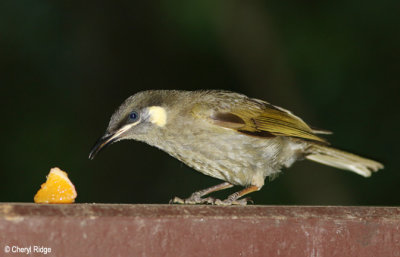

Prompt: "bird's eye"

[129,111,139,121]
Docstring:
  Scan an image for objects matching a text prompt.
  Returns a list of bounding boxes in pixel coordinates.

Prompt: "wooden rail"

[1,203,399,257]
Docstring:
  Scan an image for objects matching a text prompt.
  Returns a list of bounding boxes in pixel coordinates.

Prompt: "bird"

[89,90,383,205]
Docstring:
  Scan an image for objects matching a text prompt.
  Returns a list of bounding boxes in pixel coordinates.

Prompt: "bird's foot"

[170,184,257,205]
[170,194,252,206]
[170,192,216,205]
[214,197,253,206]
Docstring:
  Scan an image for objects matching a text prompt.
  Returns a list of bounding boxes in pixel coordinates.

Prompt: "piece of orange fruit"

[34,167,77,204]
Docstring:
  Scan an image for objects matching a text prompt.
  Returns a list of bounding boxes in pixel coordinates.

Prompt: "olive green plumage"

[89,90,383,205]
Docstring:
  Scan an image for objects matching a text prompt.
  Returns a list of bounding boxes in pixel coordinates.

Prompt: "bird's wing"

[194,96,328,143]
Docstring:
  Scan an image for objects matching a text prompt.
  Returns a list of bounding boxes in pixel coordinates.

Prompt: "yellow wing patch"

[210,104,327,143]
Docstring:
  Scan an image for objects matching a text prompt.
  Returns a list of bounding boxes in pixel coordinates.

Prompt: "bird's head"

[88,90,170,160]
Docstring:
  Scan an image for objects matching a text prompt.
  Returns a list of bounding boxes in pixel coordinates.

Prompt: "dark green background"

[1,1,399,205]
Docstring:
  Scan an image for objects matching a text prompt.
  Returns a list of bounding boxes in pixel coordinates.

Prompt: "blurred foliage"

[0,0,399,205]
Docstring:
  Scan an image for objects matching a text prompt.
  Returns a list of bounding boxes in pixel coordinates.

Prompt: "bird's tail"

[305,144,384,177]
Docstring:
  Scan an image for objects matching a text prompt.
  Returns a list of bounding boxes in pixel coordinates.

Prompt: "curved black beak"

[88,133,117,160]
[89,123,135,160]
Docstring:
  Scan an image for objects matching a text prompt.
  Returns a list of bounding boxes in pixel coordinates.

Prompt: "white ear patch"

[148,106,167,127]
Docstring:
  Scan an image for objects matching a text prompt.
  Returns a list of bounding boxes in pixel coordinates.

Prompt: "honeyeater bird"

[89,90,383,205]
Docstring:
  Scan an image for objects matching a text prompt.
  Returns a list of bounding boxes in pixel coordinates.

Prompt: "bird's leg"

[170,182,233,204]
[214,185,260,206]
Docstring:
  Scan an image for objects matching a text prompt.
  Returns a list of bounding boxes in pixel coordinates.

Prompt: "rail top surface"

[1,203,399,257]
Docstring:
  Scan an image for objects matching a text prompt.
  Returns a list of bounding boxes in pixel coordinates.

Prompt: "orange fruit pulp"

[34,167,77,204]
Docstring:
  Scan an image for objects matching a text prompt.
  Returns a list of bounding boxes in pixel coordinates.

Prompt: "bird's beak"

[88,133,116,160]
[88,124,135,160]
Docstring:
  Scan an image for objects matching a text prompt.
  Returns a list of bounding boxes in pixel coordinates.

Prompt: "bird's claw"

[169,195,253,206]
[170,196,216,205]
[214,197,252,206]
